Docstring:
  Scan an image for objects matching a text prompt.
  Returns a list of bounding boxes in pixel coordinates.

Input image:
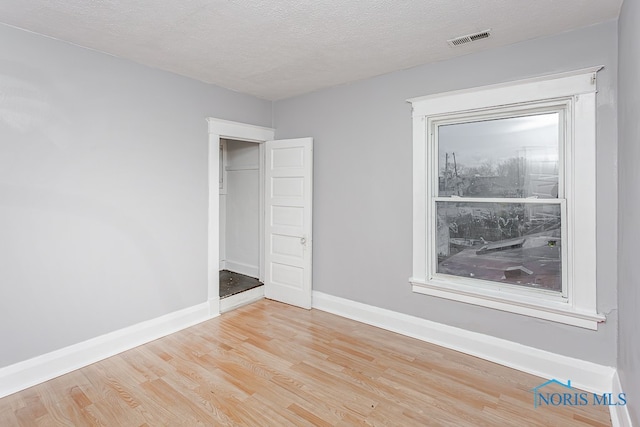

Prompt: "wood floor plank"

[0,299,611,426]
[249,392,314,427]
[0,406,18,427]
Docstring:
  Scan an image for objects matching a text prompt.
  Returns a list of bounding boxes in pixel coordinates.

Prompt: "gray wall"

[0,23,271,368]
[617,0,640,422]
[274,21,619,366]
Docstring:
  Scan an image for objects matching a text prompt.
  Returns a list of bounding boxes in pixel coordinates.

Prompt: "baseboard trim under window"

[311,291,614,395]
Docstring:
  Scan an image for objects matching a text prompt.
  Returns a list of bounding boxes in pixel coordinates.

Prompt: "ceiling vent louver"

[447,29,492,47]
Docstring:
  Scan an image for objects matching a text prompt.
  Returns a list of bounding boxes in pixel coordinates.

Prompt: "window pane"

[436,202,562,292]
[438,113,560,198]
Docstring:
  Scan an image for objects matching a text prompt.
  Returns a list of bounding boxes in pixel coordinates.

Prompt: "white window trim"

[408,67,605,330]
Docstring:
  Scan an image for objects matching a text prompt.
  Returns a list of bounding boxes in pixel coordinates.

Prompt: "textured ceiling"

[0,0,623,100]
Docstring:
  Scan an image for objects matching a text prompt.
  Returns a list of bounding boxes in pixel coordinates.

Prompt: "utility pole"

[452,152,460,195]
[444,152,449,192]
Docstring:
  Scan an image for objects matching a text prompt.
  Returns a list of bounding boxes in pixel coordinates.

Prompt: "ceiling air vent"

[447,29,492,47]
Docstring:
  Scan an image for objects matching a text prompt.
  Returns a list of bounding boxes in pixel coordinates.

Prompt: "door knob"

[300,237,307,245]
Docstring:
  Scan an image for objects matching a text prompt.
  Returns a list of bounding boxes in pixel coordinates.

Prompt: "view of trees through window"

[434,113,563,292]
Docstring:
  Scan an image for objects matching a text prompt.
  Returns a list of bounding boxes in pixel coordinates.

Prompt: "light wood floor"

[0,299,611,426]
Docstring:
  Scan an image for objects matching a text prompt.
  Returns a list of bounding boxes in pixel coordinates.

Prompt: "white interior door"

[264,138,313,309]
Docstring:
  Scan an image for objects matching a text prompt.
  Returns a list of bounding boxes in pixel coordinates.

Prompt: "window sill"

[409,277,605,330]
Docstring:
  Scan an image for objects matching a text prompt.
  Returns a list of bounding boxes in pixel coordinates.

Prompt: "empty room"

[0,0,638,426]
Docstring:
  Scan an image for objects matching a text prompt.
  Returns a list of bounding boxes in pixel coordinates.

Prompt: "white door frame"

[207,117,275,316]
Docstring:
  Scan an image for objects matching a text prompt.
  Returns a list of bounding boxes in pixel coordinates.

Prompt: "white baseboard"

[312,291,615,395]
[0,301,217,399]
[224,260,259,278]
[220,285,264,313]
[2,289,627,423]
[610,371,633,427]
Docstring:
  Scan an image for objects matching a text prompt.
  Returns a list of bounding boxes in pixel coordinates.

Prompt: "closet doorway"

[219,138,264,312]
[207,118,314,315]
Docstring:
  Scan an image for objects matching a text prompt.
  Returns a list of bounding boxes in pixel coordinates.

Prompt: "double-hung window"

[409,68,605,329]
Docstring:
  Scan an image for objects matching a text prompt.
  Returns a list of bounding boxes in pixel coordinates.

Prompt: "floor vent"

[447,29,492,47]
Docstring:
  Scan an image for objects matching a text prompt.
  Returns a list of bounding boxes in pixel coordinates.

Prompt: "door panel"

[264,138,313,309]
[271,234,304,259]
[271,206,304,228]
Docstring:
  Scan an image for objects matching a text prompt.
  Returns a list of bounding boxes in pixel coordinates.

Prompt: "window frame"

[408,67,605,329]
[429,103,568,301]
